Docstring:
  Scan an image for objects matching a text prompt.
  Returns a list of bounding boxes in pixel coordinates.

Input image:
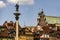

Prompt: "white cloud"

[7,0,34,5]
[7,0,18,4]
[0,1,6,8]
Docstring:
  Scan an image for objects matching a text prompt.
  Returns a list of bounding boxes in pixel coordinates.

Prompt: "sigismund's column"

[14,3,21,40]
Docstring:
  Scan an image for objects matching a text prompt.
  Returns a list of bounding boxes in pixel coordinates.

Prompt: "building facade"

[0,10,60,40]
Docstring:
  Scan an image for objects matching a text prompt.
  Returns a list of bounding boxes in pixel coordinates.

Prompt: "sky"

[0,0,60,27]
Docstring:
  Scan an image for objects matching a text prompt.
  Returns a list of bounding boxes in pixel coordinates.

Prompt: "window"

[40,34,49,38]
[0,39,1,40]
[57,33,60,38]
[40,38,49,40]
[49,26,57,31]
[0,29,2,33]
[0,28,6,33]
[2,38,7,40]
[0,38,12,40]
[26,37,33,40]
[57,26,60,31]
[8,39,12,40]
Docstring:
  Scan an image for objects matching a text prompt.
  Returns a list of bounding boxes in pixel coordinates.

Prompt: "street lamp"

[14,3,21,40]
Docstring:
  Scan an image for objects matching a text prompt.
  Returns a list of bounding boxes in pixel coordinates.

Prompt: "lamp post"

[14,3,21,40]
